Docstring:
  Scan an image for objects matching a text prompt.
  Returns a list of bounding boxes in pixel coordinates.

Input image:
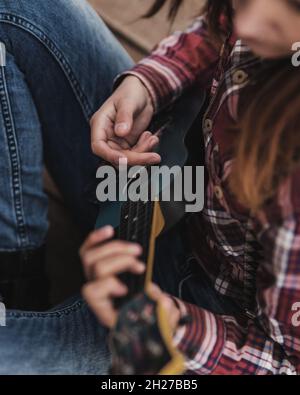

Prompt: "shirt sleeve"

[114,15,222,113]
[172,172,300,375]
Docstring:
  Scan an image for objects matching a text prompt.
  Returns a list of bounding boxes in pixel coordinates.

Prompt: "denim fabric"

[0,298,111,375]
[0,0,133,251]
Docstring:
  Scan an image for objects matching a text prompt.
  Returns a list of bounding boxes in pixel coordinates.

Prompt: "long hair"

[146,0,300,213]
[230,60,300,213]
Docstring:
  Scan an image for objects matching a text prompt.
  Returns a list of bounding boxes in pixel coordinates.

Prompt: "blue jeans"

[0,0,133,250]
[0,0,241,375]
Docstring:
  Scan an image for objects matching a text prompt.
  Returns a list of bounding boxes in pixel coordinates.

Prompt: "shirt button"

[203,118,213,133]
[214,185,224,200]
[232,69,248,85]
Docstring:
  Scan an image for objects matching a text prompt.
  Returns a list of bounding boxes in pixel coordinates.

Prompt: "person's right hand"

[90,75,161,166]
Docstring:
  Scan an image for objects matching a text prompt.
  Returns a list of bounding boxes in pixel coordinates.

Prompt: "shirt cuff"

[171,296,226,374]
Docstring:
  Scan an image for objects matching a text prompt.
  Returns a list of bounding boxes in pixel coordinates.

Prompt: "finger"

[92,140,127,165]
[137,131,153,144]
[160,296,180,332]
[82,241,142,268]
[85,254,144,281]
[123,151,161,166]
[147,283,180,332]
[147,282,164,300]
[80,226,114,257]
[83,277,128,300]
[134,132,160,153]
[91,111,129,163]
[91,256,145,280]
[131,131,151,151]
[93,140,161,166]
[147,283,177,315]
[90,104,115,152]
[91,299,118,328]
[82,278,127,328]
[114,101,135,138]
[108,139,131,151]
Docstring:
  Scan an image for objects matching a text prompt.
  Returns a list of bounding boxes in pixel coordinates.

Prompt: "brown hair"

[147,0,300,213]
[230,60,300,213]
[145,0,233,41]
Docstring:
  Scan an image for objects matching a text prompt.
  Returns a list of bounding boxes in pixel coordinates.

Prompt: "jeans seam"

[6,300,85,318]
[0,13,93,121]
[0,65,28,248]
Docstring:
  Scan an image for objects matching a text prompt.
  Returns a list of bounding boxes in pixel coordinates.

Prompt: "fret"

[115,168,155,308]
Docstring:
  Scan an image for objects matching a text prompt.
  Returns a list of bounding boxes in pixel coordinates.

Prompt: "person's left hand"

[80,228,180,332]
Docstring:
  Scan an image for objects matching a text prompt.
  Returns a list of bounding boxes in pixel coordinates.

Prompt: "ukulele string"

[117,166,156,297]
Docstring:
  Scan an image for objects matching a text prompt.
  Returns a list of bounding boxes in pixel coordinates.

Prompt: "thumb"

[114,101,134,137]
[147,283,164,300]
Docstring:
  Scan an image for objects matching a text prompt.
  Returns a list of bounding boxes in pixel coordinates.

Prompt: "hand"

[147,283,181,334]
[80,226,145,328]
[80,227,180,332]
[90,76,161,166]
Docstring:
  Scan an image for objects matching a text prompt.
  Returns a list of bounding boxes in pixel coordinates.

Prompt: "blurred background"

[89,0,201,60]
[46,0,201,305]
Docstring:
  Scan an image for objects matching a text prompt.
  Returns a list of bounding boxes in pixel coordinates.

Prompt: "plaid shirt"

[118,15,300,375]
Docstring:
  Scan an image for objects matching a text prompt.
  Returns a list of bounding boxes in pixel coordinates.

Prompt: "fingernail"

[103,226,114,235]
[136,263,145,272]
[129,244,142,253]
[150,138,158,146]
[115,123,128,133]
[95,226,113,236]
[152,154,161,162]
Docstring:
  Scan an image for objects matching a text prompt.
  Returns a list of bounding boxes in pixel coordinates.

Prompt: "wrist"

[126,75,154,111]
[116,72,157,113]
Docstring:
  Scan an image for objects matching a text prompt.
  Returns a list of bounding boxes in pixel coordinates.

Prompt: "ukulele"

[96,87,207,375]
